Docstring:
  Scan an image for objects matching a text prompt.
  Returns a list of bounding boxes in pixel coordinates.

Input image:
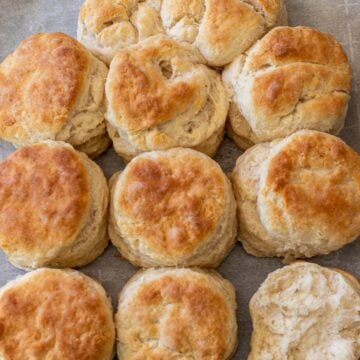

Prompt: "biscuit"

[0,32,110,158]
[0,268,115,360]
[78,0,287,66]
[116,268,238,359]
[231,130,360,260]
[0,141,109,269]
[223,26,351,149]
[105,35,229,161]
[248,262,360,359]
[109,148,237,267]
[77,0,165,64]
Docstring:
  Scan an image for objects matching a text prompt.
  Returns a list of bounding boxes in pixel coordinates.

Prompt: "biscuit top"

[193,0,283,65]
[163,0,283,66]
[258,131,360,243]
[249,262,360,359]
[224,27,351,142]
[78,0,163,45]
[106,35,206,133]
[202,0,282,26]
[0,142,90,261]
[0,269,115,360]
[113,148,227,257]
[0,33,91,144]
[106,35,228,153]
[246,26,351,119]
[244,26,349,72]
[117,268,236,359]
[79,0,138,34]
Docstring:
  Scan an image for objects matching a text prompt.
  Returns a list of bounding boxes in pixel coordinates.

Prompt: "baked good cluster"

[0,0,358,359]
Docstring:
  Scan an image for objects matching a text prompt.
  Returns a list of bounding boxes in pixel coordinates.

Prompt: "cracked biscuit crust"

[0,32,109,158]
[231,130,360,259]
[223,26,351,149]
[0,269,115,360]
[105,35,229,160]
[116,268,238,360]
[248,262,360,360]
[78,0,286,66]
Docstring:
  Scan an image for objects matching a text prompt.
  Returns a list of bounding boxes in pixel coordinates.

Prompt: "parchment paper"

[0,1,359,358]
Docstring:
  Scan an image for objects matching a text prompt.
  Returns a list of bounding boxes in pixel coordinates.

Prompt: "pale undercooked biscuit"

[0,268,115,360]
[116,268,238,359]
[105,35,229,161]
[223,26,351,149]
[0,141,109,269]
[78,0,287,66]
[109,148,237,267]
[231,130,360,260]
[0,32,110,158]
[248,262,360,359]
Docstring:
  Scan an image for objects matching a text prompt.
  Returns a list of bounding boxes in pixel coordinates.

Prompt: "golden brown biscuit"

[0,32,110,157]
[105,35,229,161]
[223,26,351,149]
[116,268,238,359]
[78,0,287,66]
[0,268,115,360]
[231,130,360,260]
[109,148,237,267]
[248,262,360,359]
[0,141,109,269]
[77,0,164,64]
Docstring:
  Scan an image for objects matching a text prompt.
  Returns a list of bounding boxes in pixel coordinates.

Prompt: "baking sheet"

[0,0,359,358]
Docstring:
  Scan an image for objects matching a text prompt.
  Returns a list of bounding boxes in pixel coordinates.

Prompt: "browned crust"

[106,36,203,132]
[0,142,90,256]
[114,150,226,256]
[0,33,91,144]
[116,268,237,359]
[262,131,360,241]
[0,269,115,359]
[246,26,350,72]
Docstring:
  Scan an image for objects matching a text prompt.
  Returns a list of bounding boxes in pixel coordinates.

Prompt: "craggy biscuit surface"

[109,148,237,267]
[116,268,238,359]
[0,32,110,157]
[0,141,109,269]
[249,262,360,359]
[223,26,351,149]
[232,130,360,259]
[0,269,115,360]
[106,35,229,160]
